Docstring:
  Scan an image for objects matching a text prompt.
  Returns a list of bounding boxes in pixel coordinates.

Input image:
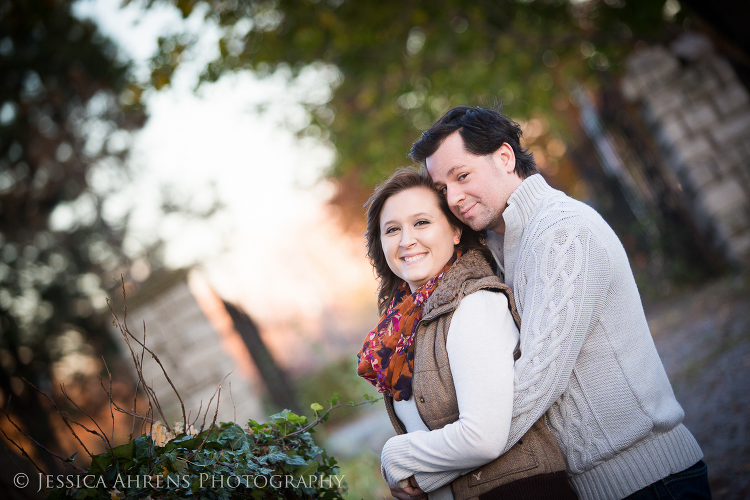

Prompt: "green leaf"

[283,454,308,466]
[218,424,249,451]
[111,441,134,460]
[173,458,188,476]
[269,410,286,422]
[89,454,110,475]
[262,451,288,464]
[134,436,154,460]
[310,402,323,412]
[330,392,341,405]
[166,434,203,450]
[294,459,319,478]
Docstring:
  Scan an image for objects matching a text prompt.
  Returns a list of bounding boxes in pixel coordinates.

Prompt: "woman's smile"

[401,253,427,263]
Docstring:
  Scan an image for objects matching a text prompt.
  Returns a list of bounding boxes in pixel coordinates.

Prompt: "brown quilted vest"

[383,250,567,500]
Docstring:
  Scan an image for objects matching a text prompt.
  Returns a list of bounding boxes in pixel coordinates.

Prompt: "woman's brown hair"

[364,167,487,314]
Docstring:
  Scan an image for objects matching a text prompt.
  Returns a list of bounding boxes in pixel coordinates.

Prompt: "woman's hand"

[388,475,426,500]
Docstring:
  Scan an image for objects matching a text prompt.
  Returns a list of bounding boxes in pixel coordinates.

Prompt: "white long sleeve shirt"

[381,290,520,499]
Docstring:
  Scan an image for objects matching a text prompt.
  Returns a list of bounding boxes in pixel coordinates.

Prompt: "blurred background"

[1,0,749,498]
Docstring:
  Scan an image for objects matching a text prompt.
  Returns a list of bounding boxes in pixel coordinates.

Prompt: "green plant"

[44,412,347,499]
[1,279,379,499]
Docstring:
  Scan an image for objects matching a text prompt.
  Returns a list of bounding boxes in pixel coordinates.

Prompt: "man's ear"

[492,143,516,174]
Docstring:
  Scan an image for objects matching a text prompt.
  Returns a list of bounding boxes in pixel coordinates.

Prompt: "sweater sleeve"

[503,224,611,452]
[381,291,519,489]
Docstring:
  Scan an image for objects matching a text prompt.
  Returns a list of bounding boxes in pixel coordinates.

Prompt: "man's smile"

[460,203,478,219]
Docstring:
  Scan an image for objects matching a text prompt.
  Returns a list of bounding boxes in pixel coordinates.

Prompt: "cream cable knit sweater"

[381,291,519,499]
[489,174,702,500]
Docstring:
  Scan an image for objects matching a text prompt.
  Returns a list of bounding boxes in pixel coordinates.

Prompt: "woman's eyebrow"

[381,213,433,228]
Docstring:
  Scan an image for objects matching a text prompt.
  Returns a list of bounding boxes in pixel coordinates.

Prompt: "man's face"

[426,131,522,234]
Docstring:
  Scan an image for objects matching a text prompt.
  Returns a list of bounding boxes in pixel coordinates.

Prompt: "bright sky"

[71,0,378,334]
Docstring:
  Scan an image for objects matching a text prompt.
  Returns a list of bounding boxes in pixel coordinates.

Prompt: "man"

[407,106,710,500]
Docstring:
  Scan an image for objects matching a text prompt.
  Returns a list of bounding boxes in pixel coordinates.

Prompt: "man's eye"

[458,173,468,181]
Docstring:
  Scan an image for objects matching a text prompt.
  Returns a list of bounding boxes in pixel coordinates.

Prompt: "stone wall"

[621,33,750,266]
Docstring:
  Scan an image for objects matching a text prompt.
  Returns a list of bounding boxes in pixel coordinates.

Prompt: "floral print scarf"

[357,251,460,401]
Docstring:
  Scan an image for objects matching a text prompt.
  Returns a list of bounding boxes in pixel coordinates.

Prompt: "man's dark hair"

[410,105,538,179]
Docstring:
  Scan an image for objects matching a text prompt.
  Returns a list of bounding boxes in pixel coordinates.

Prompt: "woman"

[357,169,576,500]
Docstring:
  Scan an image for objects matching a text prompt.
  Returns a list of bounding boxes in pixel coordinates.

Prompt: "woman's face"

[380,187,462,293]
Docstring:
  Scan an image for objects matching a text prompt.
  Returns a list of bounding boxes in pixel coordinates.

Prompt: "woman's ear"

[453,226,462,245]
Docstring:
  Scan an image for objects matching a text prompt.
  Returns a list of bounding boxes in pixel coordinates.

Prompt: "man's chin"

[455,211,490,231]
[467,220,489,232]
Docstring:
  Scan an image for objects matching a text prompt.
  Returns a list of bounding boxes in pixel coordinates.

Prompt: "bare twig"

[229,381,236,424]
[138,375,167,433]
[0,405,85,474]
[191,400,203,428]
[1,428,47,476]
[60,384,112,452]
[100,358,116,445]
[108,280,186,432]
[283,398,383,440]
[109,402,154,423]
[107,301,177,433]
[200,372,230,432]
[130,371,141,441]
[186,387,220,462]
[108,297,164,428]
[119,273,129,332]
[133,319,147,437]
[22,380,106,476]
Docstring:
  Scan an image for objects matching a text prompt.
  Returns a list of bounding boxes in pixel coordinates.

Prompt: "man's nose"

[446,186,465,209]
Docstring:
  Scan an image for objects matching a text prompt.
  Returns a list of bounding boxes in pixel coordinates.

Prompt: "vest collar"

[421,249,496,321]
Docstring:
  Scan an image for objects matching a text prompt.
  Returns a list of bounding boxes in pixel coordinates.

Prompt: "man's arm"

[503,225,611,452]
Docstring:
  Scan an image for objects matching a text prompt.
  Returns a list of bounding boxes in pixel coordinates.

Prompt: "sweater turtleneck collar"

[500,174,558,286]
[504,174,556,233]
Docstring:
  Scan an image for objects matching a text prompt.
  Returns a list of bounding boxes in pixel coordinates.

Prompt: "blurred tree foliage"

[0,0,148,476]
[147,0,687,196]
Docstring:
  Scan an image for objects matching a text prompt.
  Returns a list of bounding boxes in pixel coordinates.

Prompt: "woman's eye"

[415,220,430,227]
[384,226,399,234]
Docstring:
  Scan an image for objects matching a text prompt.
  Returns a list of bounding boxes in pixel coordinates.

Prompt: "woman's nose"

[400,228,417,247]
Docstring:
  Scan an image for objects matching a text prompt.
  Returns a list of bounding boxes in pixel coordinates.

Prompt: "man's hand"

[388,475,426,499]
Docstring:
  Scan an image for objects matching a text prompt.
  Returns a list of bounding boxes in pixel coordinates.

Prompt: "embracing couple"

[356,106,711,500]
